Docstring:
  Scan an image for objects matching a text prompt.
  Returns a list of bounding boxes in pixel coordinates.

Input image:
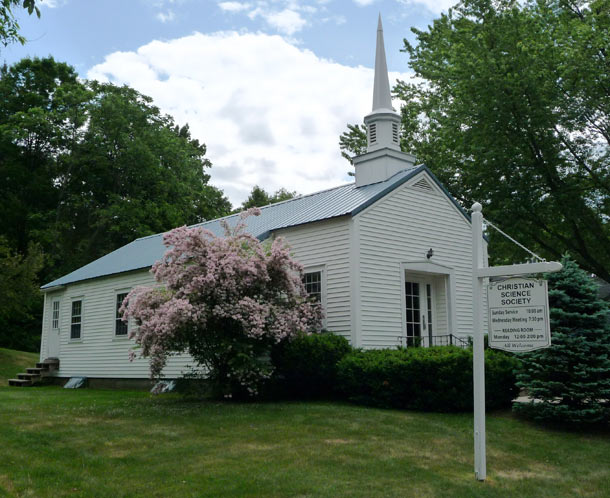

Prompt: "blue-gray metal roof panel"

[42,165,429,289]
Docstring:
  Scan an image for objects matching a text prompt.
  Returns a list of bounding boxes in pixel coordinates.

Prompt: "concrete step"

[36,359,59,371]
[8,378,32,387]
[18,373,42,382]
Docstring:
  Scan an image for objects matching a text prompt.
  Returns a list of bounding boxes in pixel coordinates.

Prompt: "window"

[52,300,60,330]
[71,300,82,340]
[115,293,128,336]
[303,271,322,303]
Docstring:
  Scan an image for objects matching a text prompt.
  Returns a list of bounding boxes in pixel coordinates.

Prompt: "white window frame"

[51,299,61,331]
[303,265,327,328]
[114,289,130,338]
[69,296,84,342]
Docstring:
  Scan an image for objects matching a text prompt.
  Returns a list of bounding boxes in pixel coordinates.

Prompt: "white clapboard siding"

[356,171,484,348]
[40,270,196,379]
[274,217,351,340]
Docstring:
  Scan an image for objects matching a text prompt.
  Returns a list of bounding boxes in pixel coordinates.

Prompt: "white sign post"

[470,202,561,481]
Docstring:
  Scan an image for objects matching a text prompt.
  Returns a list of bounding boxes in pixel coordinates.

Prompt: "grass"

[0,348,39,384]
[0,386,608,497]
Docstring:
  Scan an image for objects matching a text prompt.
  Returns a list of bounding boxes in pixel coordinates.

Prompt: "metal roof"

[41,164,449,289]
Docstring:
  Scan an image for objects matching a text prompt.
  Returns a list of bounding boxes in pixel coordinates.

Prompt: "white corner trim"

[40,292,48,362]
[349,217,362,348]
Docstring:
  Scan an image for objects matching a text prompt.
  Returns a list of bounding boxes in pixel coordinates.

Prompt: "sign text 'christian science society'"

[487,277,551,352]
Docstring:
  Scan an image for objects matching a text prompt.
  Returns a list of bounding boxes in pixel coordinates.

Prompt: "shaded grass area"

[0,387,608,497]
[0,348,39,384]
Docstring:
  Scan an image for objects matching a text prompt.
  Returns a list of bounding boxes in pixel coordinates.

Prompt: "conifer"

[513,257,610,424]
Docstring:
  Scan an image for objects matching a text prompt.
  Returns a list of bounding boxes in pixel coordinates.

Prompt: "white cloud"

[39,0,66,8]
[263,9,306,35]
[156,10,176,22]
[88,32,410,205]
[218,1,252,12]
[353,0,377,5]
[218,1,314,35]
[397,0,457,14]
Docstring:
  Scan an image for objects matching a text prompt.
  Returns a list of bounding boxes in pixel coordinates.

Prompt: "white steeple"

[371,14,393,113]
[353,14,416,187]
[364,14,401,153]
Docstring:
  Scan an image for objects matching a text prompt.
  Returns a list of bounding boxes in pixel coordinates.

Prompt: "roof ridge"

[134,179,357,241]
[252,179,356,211]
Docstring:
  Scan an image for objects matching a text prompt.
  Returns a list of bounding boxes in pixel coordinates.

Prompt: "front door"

[48,299,61,358]
[405,278,434,347]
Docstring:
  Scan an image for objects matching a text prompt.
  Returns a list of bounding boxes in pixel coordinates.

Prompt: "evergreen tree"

[513,257,610,424]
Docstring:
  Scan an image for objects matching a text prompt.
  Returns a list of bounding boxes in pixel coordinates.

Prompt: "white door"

[404,278,434,347]
[48,299,61,358]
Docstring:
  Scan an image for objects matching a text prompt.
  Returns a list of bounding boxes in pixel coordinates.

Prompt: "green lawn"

[0,387,608,497]
[0,348,39,384]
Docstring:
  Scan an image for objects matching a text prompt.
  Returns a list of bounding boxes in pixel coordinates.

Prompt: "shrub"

[271,332,352,398]
[122,209,323,399]
[337,346,519,412]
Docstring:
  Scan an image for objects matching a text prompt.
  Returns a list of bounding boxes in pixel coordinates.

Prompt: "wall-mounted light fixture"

[426,248,434,259]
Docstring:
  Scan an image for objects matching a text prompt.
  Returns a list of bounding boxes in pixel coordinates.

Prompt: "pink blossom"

[122,210,323,394]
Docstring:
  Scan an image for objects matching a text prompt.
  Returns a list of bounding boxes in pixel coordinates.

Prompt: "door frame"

[47,297,61,358]
[400,261,456,346]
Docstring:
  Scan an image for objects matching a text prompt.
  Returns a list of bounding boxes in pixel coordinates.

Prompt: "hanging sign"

[487,277,551,352]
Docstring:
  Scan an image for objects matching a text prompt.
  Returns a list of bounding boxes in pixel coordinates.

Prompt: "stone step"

[18,373,42,382]
[8,378,32,387]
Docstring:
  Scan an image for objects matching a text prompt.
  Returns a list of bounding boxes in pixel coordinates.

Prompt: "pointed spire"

[372,14,393,112]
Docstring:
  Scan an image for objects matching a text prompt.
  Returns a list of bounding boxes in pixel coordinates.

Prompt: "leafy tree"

[53,81,231,274]
[338,123,366,172]
[122,210,322,398]
[513,257,610,424]
[0,0,39,48]
[0,238,44,351]
[0,58,88,264]
[0,57,231,278]
[0,57,232,349]
[341,0,610,279]
[240,185,297,210]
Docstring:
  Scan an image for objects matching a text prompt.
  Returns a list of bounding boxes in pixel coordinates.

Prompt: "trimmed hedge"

[337,346,519,412]
[271,332,352,399]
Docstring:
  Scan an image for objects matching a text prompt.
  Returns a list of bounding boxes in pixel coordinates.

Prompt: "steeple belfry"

[353,14,416,187]
[364,14,401,153]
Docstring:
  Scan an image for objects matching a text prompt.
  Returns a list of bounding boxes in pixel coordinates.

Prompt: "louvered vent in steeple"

[369,123,377,145]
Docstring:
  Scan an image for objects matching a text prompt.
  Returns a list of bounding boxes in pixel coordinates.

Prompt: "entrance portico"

[400,261,458,347]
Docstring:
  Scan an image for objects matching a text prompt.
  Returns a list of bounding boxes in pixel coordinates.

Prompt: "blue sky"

[4,0,450,205]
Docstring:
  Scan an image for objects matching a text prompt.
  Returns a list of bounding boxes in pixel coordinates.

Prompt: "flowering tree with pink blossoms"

[121,208,323,397]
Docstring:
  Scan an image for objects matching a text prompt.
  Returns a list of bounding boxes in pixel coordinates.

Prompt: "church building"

[36,17,488,382]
